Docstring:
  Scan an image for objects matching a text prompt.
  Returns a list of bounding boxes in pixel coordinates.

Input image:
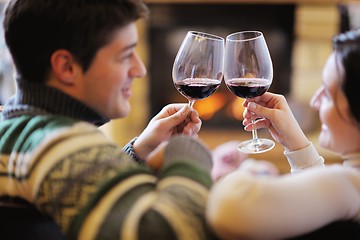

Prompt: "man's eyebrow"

[122,42,137,52]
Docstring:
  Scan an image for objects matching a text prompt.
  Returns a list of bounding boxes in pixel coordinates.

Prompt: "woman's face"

[310,53,360,155]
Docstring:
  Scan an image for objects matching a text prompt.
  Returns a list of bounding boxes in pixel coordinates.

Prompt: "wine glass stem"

[251,120,259,141]
[189,100,195,108]
[250,113,260,146]
[181,99,195,130]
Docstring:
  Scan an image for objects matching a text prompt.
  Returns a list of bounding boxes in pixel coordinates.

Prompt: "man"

[0,0,215,239]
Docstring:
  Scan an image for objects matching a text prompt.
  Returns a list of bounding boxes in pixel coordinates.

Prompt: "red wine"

[174,78,221,100]
[226,78,271,98]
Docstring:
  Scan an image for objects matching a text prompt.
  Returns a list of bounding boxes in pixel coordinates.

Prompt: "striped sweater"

[0,82,215,240]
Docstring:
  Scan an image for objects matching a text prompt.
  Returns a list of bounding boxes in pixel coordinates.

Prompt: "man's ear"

[50,49,79,85]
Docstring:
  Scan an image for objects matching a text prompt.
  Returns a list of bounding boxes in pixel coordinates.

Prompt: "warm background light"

[100,1,344,173]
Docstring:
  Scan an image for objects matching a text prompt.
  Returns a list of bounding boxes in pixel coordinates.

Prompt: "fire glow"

[195,92,245,121]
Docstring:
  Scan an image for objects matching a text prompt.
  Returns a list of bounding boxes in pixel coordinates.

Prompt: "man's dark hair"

[3,0,148,83]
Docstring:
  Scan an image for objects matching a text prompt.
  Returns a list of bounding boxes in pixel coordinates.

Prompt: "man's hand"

[133,103,202,161]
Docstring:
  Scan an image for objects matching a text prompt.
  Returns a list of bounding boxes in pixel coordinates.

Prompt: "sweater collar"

[342,152,360,170]
[2,80,108,126]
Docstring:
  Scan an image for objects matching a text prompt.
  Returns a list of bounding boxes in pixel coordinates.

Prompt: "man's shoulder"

[0,114,101,153]
[1,114,78,127]
[1,114,90,138]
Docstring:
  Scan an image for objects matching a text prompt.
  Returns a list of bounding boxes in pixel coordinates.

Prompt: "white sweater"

[207,143,360,240]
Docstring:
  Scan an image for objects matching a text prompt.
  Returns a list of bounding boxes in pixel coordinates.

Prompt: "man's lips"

[122,87,132,98]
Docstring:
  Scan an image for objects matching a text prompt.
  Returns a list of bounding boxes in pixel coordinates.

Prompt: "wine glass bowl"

[172,31,224,107]
[224,31,275,154]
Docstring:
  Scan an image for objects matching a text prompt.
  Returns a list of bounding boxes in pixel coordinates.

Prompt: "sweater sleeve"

[122,136,145,165]
[285,142,325,173]
[207,165,360,240]
[31,132,214,240]
[73,154,213,240]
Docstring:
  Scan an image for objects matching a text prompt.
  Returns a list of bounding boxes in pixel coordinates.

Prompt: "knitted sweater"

[0,82,214,240]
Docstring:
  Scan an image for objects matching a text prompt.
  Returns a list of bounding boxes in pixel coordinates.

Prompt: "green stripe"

[158,161,213,189]
[68,166,150,240]
[1,115,31,153]
[0,115,76,154]
[138,209,177,240]
[96,183,156,240]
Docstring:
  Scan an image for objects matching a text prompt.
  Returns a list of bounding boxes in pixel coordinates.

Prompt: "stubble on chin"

[117,102,131,119]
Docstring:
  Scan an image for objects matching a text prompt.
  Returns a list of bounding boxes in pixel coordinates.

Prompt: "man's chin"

[117,105,131,118]
[105,106,130,120]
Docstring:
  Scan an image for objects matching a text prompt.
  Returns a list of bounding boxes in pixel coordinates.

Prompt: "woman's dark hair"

[3,0,148,83]
[333,28,360,123]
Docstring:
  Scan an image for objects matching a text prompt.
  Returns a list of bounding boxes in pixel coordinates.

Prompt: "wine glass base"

[237,138,275,154]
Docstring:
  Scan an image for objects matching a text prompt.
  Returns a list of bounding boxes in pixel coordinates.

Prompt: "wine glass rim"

[226,31,263,42]
[188,31,224,41]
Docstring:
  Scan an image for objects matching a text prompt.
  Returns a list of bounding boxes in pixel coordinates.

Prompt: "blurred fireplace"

[147,3,295,129]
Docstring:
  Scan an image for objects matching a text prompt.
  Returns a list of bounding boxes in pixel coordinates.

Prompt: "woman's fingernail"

[249,102,257,110]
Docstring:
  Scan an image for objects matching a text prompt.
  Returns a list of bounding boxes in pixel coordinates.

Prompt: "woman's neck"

[342,152,360,169]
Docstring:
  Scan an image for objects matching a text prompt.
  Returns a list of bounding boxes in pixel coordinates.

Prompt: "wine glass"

[224,31,275,154]
[172,31,224,108]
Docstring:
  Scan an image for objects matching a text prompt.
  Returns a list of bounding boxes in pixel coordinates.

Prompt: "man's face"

[81,23,146,119]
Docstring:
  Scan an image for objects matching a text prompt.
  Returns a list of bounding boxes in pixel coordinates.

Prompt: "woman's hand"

[211,141,249,181]
[133,103,202,161]
[242,92,309,152]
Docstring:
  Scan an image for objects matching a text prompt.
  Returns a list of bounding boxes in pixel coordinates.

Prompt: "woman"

[207,29,360,239]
